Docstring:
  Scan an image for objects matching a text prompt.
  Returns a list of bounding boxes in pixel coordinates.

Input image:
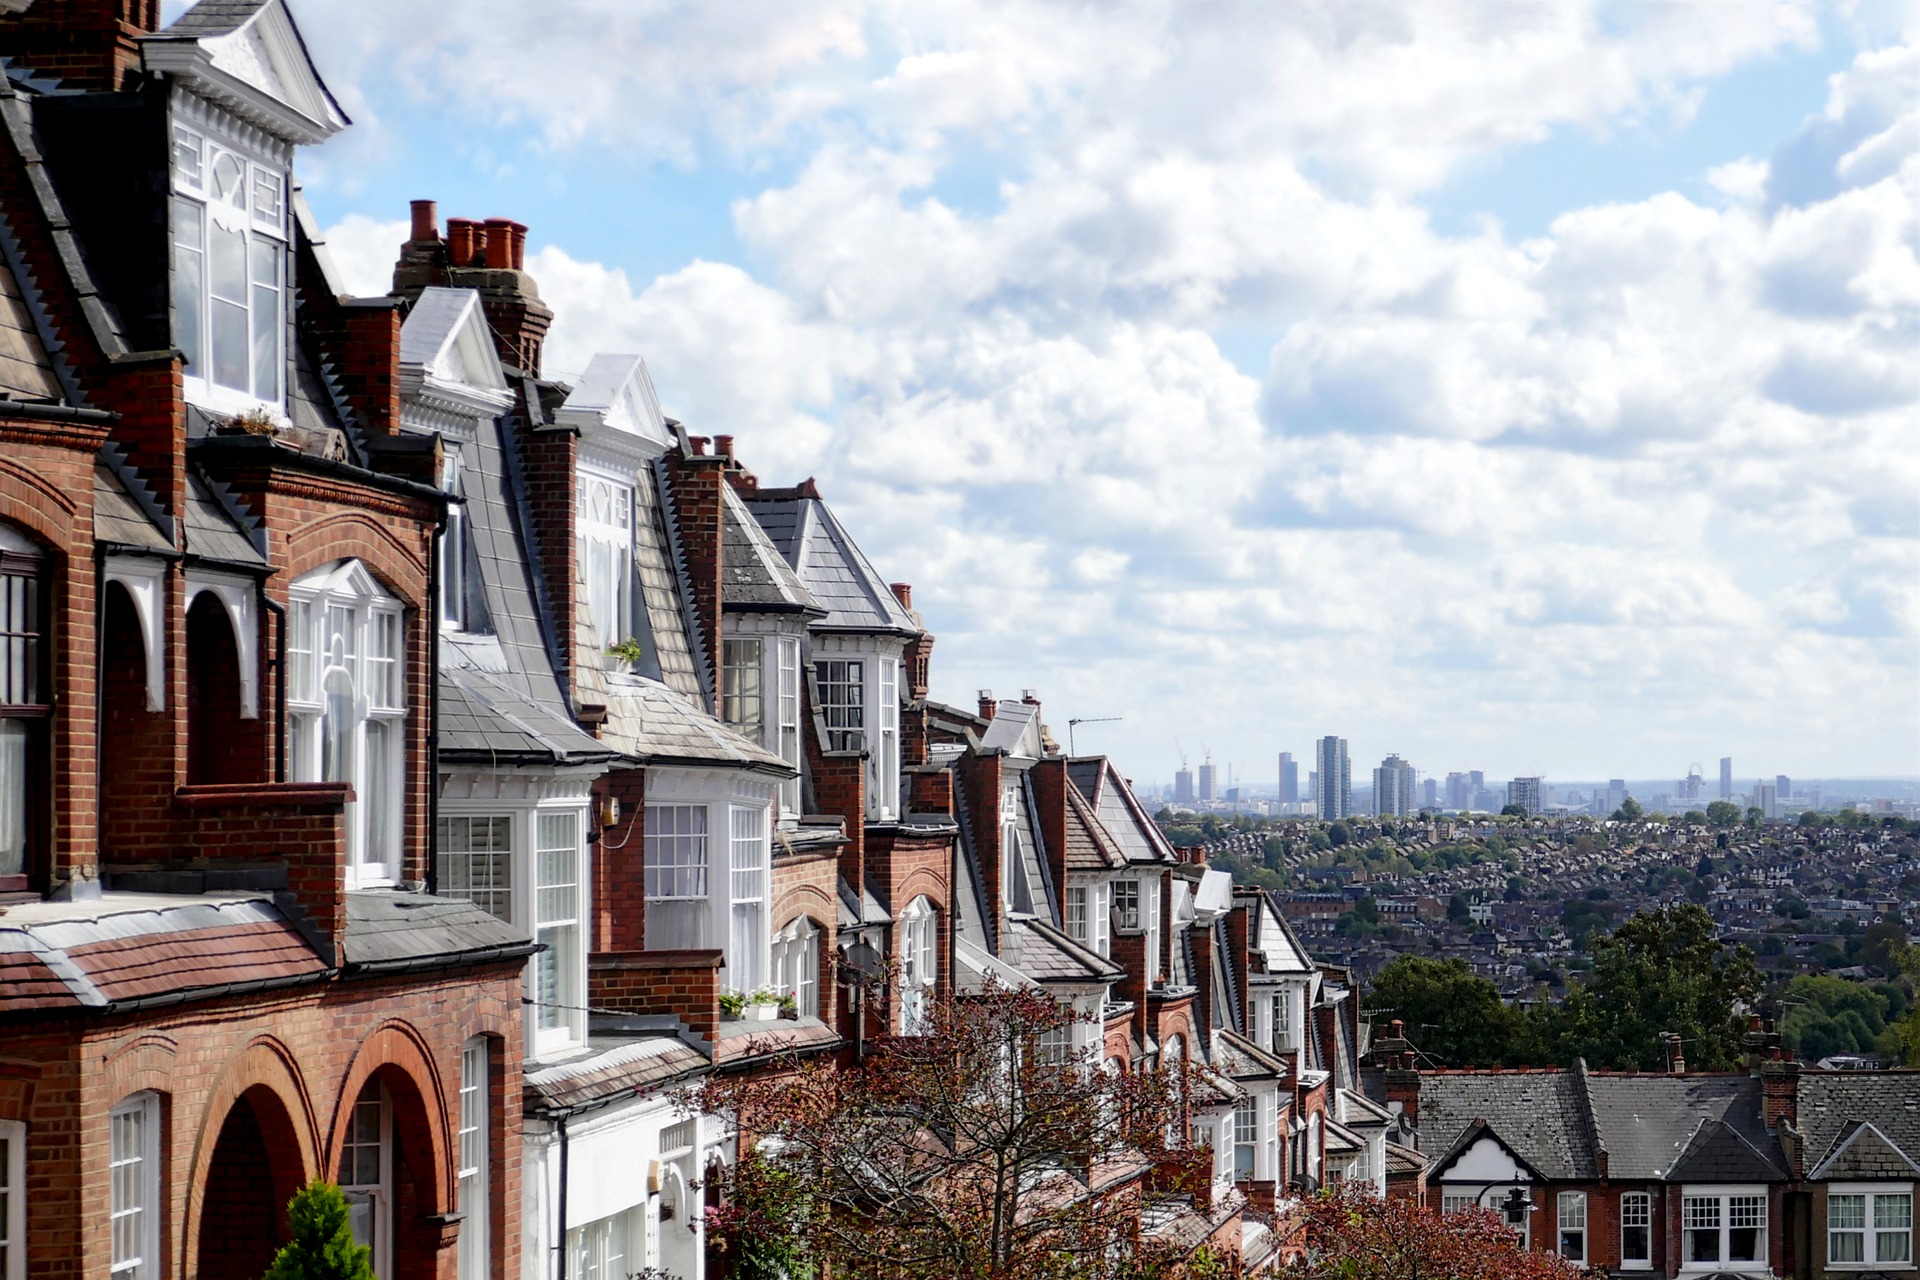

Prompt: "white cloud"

[314,10,1920,781]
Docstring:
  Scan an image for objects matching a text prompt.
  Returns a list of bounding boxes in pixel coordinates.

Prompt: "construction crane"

[1068,716,1121,755]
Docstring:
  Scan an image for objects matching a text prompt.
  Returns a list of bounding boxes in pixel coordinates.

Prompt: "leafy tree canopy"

[1367,956,1528,1067]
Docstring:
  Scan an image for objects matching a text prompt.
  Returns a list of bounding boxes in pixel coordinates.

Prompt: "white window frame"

[456,1039,490,1280]
[775,636,801,819]
[873,656,899,818]
[576,470,633,649]
[170,112,288,417]
[1112,878,1141,931]
[1620,1190,1653,1267]
[340,1084,392,1280]
[1829,1184,1914,1269]
[1558,1191,1587,1263]
[437,813,512,921]
[643,804,710,950]
[772,916,820,1018]
[814,658,863,751]
[287,561,406,887]
[1143,876,1162,986]
[437,453,487,633]
[1681,1186,1768,1270]
[0,1118,19,1280]
[721,637,764,739]
[727,805,768,994]
[534,810,585,1052]
[568,1206,644,1280]
[1066,885,1089,943]
[1233,1100,1258,1182]
[109,1093,160,1280]
[899,896,936,1034]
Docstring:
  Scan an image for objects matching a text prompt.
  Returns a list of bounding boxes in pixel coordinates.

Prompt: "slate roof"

[0,220,59,400]
[0,894,326,1013]
[340,890,533,971]
[721,484,820,614]
[523,1034,709,1111]
[1584,1072,1784,1182]
[1420,1070,1600,1181]
[1068,757,1176,865]
[635,461,705,700]
[980,700,1045,756]
[1808,1120,1920,1180]
[1800,1071,1920,1176]
[1007,916,1125,984]
[954,934,1039,992]
[744,492,918,635]
[183,472,266,566]
[1063,779,1127,871]
[594,674,789,772]
[1213,1028,1291,1081]
[1666,1116,1787,1182]
[437,666,615,766]
[93,464,173,552]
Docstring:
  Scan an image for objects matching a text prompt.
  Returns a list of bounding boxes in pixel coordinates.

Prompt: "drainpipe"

[425,498,446,894]
[555,1112,571,1280]
[261,596,287,783]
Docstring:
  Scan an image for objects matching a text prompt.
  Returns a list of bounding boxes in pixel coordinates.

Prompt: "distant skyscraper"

[1278,753,1299,804]
[1720,757,1733,799]
[1174,767,1194,805]
[1469,770,1485,790]
[1373,754,1416,817]
[1315,737,1351,820]
[1754,780,1778,818]
[1444,772,1468,810]
[1776,774,1791,800]
[1308,771,1319,805]
[1421,776,1438,809]
[1197,760,1218,803]
[1508,776,1543,816]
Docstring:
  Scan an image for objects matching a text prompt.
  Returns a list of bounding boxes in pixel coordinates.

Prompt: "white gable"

[399,289,513,427]
[146,0,349,145]
[1442,1134,1524,1183]
[559,354,671,450]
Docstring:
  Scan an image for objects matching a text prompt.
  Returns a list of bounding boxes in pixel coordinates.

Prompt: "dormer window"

[170,118,288,413]
[577,473,633,649]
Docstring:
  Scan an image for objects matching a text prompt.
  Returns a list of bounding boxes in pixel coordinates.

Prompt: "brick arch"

[0,458,81,524]
[180,1038,319,1279]
[773,881,836,923]
[326,1021,453,1217]
[895,869,946,914]
[100,1033,179,1102]
[284,514,429,608]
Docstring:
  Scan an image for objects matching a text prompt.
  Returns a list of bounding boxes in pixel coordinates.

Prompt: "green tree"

[1328,821,1353,848]
[1705,800,1743,827]
[1684,810,1709,825]
[263,1183,375,1280]
[1500,803,1528,818]
[1611,797,1644,821]
[1366,956,1526,1066]
[1777,975,1893,1062]
[1560,898,1612,950]
[1447,893,1471,925]
[1540,904,1762,1071]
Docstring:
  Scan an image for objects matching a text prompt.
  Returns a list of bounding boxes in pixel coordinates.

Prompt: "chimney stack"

[890,583,912,609]
[978,690,996,722]
[391,203,553,375]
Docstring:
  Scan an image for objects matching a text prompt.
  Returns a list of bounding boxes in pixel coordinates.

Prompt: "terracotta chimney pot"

[688,436,709,456]
[510,221,529,270]
[448,218,477,266]
[714,434,734,459]
[484,218,515,269]
[410,199,439,242]
[891,583,912,608]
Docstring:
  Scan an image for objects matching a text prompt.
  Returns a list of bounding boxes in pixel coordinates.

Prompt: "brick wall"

[590,766,648,953]
[590,949,721,1045]
[0,0,157,92]
[514,415,577,703]
[663,452,726,714]
[1028,757,1069,906]
[0,963,525,1280]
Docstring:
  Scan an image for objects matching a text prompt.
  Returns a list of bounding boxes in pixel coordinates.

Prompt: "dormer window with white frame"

[577,472,633,650]
[170,108,288,416]
[723,626,804,820]
[811,637,903,821]
[287,561,406,886]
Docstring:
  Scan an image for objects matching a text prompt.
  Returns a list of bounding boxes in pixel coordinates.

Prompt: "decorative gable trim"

[143,0,347,146]
[1809,1120,1920,1182]
[1431,1118,1545,1185]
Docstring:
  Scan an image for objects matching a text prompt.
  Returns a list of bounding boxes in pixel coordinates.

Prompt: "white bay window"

[1682,1188,1766,1269]
[644,805,709,950]
[812,642,903,820]
[728,806,767,992]
[773,917,820,1017]
[535,812,584,1047]
[171,121,286,413]
[288,562,405,885]
[1830,1186,1912,1267]
[899,896,936,1034]
[776,636,801,817]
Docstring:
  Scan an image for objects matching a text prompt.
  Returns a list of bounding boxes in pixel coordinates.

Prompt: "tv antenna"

[1068,716,1121,755]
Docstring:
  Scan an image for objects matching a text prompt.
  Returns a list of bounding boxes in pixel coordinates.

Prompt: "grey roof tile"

[722,484,821,614]
[1008,916,1124,984]
[183,472,266,566]
[93,465,172,552]
[1799,1071,1920,1175]
[1420,1070,1599,1181]
[1808,1119,1920,1180]
[1585,1073,1783,1181]
[744,493,917,634]
[1666,1116,1786,1182]
[341,890,531,968]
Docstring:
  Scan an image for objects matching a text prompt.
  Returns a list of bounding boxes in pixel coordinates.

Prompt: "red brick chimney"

[391,202,553,376]
[1761,1052,1799,1130]
[978,690,996,722]
[1029,758,1069,911]
[0,0,157,92]
[662,444,727,715]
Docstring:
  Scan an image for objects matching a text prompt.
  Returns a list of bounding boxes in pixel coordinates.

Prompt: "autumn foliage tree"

[699,979,1202,1280]
[1296,1185,1587,1280]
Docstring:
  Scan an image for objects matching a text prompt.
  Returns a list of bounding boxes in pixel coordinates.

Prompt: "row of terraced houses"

[0,5,1916,1280]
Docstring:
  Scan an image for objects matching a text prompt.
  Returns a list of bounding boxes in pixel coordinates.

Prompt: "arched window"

[772,916,820,1018]
[287,562,405,884]
[898,896,937,1035]
[0,525,47,890]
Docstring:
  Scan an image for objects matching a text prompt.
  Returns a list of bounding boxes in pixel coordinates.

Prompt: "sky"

[197,0,1920,786]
